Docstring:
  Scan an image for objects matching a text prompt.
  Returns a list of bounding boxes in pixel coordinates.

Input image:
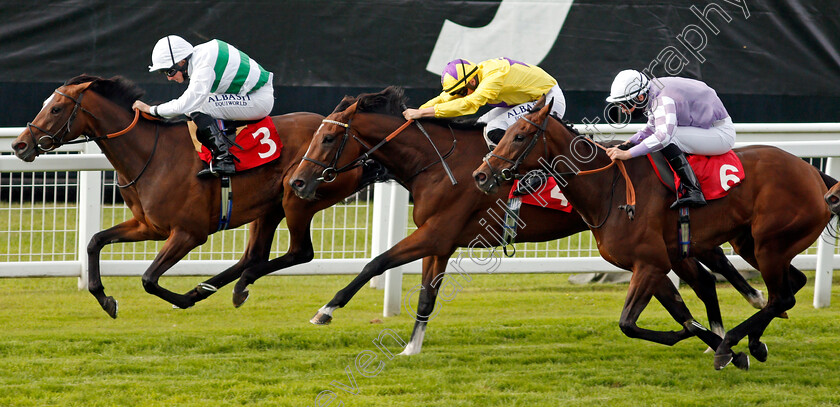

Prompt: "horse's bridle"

[482,114,551,186]
[26,85,158,189]
[301,117,415,183]
[27,89,100,152]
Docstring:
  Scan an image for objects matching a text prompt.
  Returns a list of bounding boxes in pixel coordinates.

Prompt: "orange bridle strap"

[104,108,141,138]
[385,119,414,142]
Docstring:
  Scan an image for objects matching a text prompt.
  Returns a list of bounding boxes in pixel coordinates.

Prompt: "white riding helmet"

[148,35,194,72]
[606,69,651,103]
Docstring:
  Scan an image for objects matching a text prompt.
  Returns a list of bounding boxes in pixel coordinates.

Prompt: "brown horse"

[288,87,762,357]
[11,75,375,318]
[473,97,836,369]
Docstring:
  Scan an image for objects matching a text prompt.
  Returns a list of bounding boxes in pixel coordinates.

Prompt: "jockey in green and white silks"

[148,36,274,121]
[134,35,275,177]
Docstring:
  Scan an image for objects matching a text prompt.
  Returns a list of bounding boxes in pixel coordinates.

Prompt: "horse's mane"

[333,86,483,131]
[65,74,145,112]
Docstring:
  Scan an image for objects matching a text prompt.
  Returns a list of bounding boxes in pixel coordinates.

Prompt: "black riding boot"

[661,143,706,208]
[191,112,236,178]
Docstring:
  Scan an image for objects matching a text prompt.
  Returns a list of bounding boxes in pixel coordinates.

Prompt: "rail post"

[76,144,102,290]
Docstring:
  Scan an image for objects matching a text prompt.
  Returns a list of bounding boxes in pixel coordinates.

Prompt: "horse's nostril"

[474,172,487,183]
[291,179,305,189]
[13,142,27,152]
[829,195,839,205]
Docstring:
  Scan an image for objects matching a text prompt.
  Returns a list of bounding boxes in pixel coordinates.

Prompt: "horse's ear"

[536,96,553,119]
[345,101,358,115]
[531,94,548,111]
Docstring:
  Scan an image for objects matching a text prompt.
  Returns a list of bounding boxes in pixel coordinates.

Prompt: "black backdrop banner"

[1,0,838,125]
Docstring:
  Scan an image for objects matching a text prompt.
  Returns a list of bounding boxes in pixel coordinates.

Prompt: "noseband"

[482,115,550,185]
[27,89,100,152]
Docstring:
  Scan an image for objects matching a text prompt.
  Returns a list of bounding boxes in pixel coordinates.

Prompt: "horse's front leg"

[620,264,749,369]
[401,254,453,355]
[139,229,206,309]
[311,223,447,325]
[87,218,162,318]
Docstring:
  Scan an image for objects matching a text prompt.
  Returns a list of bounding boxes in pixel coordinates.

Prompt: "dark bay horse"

[473,97,836,369]
[11,75,368,318]
[288,87,762,357]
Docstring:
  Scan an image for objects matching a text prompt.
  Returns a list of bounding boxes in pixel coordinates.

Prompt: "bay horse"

[473,96,836,369]
[288,86,762,358]
[11,75,374,318]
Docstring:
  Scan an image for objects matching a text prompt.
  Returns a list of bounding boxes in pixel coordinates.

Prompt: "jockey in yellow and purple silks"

[403,58,566,147]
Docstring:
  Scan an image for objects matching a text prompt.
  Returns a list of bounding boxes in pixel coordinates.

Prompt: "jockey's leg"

[190,112,235,178]
[661,143,706,209]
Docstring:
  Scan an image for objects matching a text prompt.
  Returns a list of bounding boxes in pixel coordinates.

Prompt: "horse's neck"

[545,123,616,221]
[94,114,192,182]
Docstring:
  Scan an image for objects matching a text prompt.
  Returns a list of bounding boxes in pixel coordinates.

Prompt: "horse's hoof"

[232,289,250,308]
[172,303,193,310]
[714,352,733,370]
[732,352,750,370]
[310,312,332,325]
[102,296,118,319]
[749,341,768,362]
[778,311,789,319]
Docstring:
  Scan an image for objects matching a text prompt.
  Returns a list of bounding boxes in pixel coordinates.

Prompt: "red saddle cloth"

[648,150,745,200]
[198,116,283,171]
[508,176,573,212]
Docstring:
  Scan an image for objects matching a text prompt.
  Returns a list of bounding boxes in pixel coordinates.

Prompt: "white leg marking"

[399,324,426,356]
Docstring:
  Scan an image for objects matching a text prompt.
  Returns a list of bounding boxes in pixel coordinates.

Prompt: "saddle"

[647,150,745,200]
[189,116,284,171]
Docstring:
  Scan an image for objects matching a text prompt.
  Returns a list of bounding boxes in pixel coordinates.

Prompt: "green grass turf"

[1,272,839,406]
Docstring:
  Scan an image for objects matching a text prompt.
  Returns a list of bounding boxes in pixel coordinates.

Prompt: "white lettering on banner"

[719,164,741,190]
[425,0,575,74]
[252,127,277,159]
[550,185,569,206]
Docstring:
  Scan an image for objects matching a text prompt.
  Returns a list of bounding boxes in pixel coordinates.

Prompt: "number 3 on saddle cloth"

[189,116,283,170]
[648,150,745,200]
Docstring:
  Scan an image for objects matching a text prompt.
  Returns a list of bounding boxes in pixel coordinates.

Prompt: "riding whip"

[401,103,457,185]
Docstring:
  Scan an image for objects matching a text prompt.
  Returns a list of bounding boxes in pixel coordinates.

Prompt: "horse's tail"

[818,169,838,190]
[816,169,840,238]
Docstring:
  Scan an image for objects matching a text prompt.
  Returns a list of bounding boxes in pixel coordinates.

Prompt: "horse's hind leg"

[401,254,453,355]
[87,218,161,318]
[139,229,206,309]
[183,211,284,306]
[233,204,315,307]
[744,264,806,363]
[698,246,765,309]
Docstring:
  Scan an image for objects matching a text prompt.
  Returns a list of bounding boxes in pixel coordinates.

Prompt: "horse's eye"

[514,134,525,142]
[323,134,335,144]
[50,106,62,114]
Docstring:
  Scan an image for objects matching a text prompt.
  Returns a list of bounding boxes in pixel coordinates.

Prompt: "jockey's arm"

[627,96,676,158]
